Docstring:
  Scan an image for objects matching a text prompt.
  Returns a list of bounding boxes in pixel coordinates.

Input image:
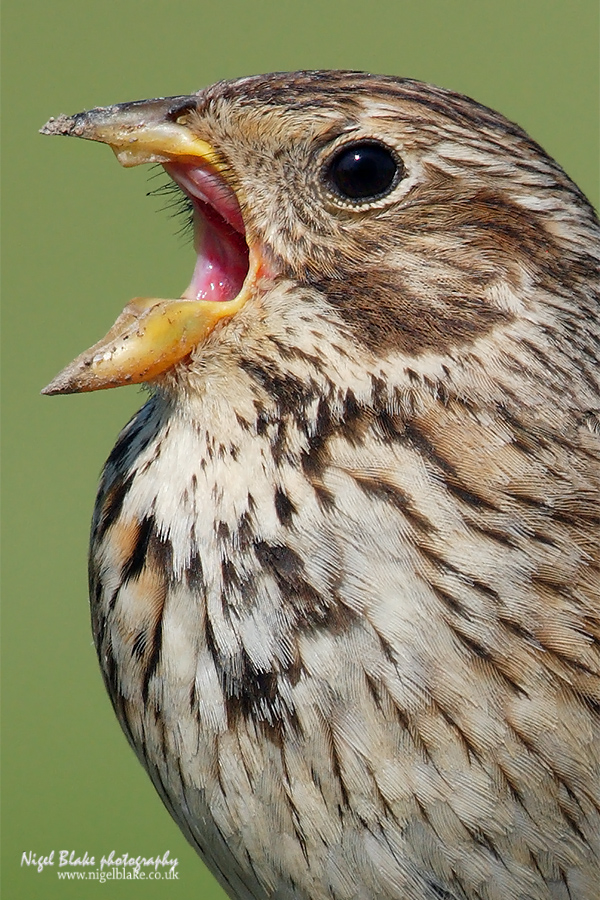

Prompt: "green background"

[2,1,598,898]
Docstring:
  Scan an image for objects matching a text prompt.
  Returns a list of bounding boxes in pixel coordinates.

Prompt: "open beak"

[41,96,261,395]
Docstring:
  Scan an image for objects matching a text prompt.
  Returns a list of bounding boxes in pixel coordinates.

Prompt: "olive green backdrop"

[2,1,598,898]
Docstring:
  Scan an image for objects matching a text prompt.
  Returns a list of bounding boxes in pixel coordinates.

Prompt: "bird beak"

[40,97,260,395]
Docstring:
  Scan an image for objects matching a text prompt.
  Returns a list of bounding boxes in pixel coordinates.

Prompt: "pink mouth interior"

[164,162,249,302]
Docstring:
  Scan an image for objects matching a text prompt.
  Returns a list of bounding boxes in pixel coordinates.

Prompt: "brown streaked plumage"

[42,71,599,900]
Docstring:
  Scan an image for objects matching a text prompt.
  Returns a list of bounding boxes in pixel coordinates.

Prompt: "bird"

[41,71,599,900]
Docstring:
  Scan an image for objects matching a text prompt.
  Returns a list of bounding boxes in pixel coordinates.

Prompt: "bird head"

[41,71,598,424]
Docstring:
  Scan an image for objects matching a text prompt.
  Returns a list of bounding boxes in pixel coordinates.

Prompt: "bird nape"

[42,71,600,900]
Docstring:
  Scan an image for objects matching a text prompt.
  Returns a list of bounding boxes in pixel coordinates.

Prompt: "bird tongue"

[164,162,249,303]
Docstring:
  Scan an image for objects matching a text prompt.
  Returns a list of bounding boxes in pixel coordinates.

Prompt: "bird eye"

[325,141,401,203]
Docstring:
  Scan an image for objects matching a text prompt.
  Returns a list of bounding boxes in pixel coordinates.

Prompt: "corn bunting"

[42,71,600,900]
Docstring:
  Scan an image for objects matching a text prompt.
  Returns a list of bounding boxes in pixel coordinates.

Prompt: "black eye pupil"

[327,142,400,201]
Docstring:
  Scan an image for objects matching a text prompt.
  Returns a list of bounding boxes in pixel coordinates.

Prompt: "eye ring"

[323,140,403,204]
